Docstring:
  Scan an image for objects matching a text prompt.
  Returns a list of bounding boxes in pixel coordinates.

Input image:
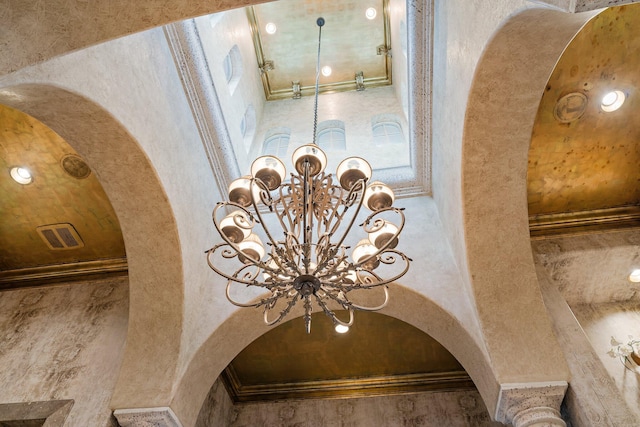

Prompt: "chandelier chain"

[312,18,324,145]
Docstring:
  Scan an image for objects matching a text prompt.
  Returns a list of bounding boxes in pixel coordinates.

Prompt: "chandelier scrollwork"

[206,18,411,333]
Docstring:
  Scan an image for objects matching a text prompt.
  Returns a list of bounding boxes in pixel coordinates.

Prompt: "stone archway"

[459,7,599,424]
[0,84,185,408]
[171,282,497,426]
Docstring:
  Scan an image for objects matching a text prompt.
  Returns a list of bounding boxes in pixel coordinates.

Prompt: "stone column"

[113,407,183,427]
[495,382,568,427]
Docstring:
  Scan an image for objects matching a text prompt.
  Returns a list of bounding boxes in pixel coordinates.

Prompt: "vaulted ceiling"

[1,0,639,405]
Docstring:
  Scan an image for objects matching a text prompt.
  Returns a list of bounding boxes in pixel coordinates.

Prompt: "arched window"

[241,105,256,142]
[223,45,243,94]
[262,128,291,157]
[372,116,405,146]
[316,120,346,150]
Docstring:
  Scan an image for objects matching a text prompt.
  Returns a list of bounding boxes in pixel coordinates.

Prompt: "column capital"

[113,407,183,427]
[495,381,567,426]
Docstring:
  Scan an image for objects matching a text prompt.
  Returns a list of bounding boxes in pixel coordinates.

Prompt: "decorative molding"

[407,0,433,196]
[0,257,127,289]
[163,20,240,199]
[113,407,183,427]
[512,406,566,427]
[0,400,73,426]
[494,381,568,425]
[529,206,640,238]
[221,363,474,403]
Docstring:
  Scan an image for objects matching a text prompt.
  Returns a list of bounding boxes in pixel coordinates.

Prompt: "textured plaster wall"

[195,378,233,426]
[571,302,640,421]
[251,86,410,175]
[194,8,266,169]
[532,230,640,305]
[224,390,499,427]
[431,0,529,290]
[0,277,128,427]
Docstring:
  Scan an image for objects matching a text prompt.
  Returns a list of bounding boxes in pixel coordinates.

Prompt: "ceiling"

[221,311,471,402]
[1,0,639,405]
[248,0,391,99]
[0,105,126,289]
[527,5,640,237]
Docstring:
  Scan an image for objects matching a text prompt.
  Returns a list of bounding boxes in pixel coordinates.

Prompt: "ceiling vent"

[36,223,85,250]
[61,154,91,179]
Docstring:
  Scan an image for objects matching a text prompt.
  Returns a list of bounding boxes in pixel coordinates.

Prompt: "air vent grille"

[36,223,85,250]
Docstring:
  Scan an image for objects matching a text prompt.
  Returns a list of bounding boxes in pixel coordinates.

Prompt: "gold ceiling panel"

[0,105,126,286]
[249,0,391,100]
[222,311,472,402]
[528,5,640,235]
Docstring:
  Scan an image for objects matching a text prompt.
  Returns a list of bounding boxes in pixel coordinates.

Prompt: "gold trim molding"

[247,0,393,101]
[0,257,127,290]
[221,364,474,403]
[529,206,640,239]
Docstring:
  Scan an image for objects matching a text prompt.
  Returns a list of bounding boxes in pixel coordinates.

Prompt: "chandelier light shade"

[206,18,411,333]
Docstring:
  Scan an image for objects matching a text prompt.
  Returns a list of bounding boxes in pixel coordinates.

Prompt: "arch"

[1,0,270,76]
[0,84,184,407]
[170,283,497,426]
[460,8,598,385]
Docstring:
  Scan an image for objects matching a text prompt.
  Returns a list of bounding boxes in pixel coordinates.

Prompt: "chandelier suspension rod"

[312,17,324,145]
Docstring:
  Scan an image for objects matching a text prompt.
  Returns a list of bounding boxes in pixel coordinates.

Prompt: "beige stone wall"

[223,390,499,426]
[0,277,128,426]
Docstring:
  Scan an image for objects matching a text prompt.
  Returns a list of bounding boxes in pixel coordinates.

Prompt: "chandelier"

[207,18,411,333]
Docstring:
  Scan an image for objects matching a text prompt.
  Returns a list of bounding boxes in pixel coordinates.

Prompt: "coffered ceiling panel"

[250,0,390,99]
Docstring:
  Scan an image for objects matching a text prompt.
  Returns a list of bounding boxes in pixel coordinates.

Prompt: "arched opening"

[172,283,497,426]
[0,84,185,409]
[460,7,597,391]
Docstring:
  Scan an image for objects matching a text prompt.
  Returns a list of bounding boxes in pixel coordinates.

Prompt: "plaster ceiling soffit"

[532,0,640,13]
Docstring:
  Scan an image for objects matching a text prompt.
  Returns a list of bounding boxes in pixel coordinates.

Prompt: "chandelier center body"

[293,274,322,296]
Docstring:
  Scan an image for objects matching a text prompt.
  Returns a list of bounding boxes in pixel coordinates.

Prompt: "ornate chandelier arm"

[248,178,284,254]
[349,285,390,311]
[353,252,411,289]
[225,279,264,308]
[314,294,354,327]
[353,207,408,269]
[323,179,368,256]
[276,177,304,237]
[264,292,300,326]
[206,244,258,286]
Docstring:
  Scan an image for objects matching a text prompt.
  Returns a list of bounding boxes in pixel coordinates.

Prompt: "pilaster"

[495,382,568,427]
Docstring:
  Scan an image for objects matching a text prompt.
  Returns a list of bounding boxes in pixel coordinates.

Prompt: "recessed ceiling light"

[321,65,332,77]
[365,7,377,20]
[601,90,625,112]
[10,166,32,185]
[335,324,349,333]
[265,22,277,34]
[629,269,640,283]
